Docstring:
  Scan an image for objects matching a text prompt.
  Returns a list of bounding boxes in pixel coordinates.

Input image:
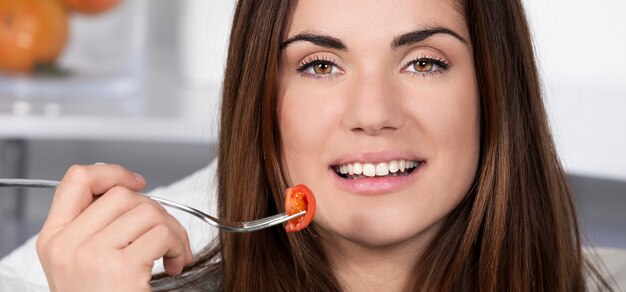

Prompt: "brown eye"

[313,62,333,74]
[298,58,343,78]
[413,60,433,72]
[403,57,450,76]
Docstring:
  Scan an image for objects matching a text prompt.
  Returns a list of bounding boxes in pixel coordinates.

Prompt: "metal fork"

[0,178,305,233]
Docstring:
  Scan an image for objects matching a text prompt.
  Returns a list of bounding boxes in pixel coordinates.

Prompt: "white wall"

[524,0,626,181]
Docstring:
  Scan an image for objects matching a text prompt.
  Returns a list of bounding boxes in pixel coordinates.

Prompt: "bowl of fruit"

[0,0,146,100]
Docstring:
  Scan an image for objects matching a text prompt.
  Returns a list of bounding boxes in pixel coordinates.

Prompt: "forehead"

[285,0,468,42]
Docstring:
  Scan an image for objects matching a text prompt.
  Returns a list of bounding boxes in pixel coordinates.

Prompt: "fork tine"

[149,197,305,232]
[242,211,306,228]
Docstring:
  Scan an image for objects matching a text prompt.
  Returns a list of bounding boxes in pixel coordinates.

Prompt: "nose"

[342,72,405,135]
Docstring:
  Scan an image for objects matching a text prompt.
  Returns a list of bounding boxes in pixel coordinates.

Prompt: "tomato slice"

[284,184,316,232]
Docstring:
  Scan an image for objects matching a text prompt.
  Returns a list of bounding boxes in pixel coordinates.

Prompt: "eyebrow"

[280,27,466,51]
[280,33,346,50]
[392,27,466,48]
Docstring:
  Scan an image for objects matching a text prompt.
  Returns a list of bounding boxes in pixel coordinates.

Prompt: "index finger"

[41,164,146,233]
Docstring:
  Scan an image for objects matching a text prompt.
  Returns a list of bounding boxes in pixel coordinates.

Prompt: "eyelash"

[402,55,452,77]
[295,54,453,79]
[296,55,342,79]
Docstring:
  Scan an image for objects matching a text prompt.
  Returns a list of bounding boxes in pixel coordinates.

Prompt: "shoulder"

[584,246,626,290]
[152,264,223,292]
[0,235,48,291]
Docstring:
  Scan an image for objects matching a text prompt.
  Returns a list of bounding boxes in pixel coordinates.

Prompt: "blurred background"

[0,0,624,258]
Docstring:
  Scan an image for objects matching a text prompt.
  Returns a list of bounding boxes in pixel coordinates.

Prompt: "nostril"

[349,122,400,136]
[342,92,406,135]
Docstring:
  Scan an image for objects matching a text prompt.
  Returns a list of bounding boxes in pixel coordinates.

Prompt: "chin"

[346,230,422,249]
[317,209,444,250]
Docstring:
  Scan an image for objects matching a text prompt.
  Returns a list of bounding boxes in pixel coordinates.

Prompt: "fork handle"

[0,179,59,189]
[0,178,220,224]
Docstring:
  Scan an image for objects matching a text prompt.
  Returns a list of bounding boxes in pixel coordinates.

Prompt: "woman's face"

[277,0,479,249]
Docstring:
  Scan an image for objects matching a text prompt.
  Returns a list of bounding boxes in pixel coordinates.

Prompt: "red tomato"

[284,184,316,232]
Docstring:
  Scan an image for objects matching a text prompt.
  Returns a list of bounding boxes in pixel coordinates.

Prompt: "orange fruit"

[62,0,121,15]
[0,0,69,74]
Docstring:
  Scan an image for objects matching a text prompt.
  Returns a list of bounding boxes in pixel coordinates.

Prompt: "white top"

[1,159,625,291]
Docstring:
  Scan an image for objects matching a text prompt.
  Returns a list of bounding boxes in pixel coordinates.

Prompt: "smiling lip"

[329,151,425,195]
[330,151,424,166]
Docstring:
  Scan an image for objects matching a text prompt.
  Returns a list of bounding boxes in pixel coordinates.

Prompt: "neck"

[320,230,436,292]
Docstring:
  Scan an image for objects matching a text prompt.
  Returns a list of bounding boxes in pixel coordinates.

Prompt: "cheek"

[428,95,479,157]
[415,78,481,197]
[277,82,344,184]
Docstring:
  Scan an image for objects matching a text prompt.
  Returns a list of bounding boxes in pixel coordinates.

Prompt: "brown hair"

[152,0,613,291]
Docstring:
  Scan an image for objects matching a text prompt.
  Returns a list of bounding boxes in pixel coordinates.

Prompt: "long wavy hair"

[152,0,613,291]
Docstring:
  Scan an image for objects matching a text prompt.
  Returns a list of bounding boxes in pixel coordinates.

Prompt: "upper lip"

[329,151,425,166]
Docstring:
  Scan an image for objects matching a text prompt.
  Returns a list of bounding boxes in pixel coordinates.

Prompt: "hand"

[36,164,193,292]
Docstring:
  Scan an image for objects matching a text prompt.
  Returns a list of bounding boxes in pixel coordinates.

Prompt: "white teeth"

[353,163,363,175]
[389,160,399,173]
[362,164,376,177]
[335,159,419,178]
[375,162,389,176]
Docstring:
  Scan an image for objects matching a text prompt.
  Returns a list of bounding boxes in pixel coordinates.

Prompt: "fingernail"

[133,172,146,185]
[94,162,107,165]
